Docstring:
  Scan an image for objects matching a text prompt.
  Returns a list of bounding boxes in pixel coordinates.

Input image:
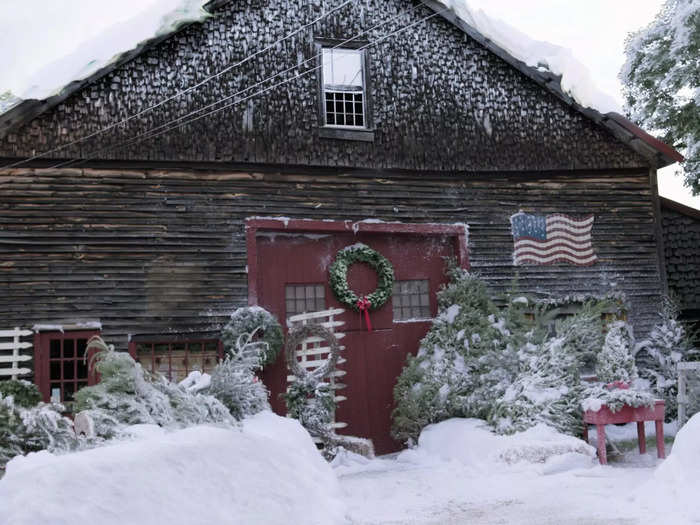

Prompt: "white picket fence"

[0,328,33,379]
[678,361,700,426]
[287,308,347,431]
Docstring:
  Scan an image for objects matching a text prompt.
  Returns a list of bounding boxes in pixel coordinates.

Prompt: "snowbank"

[440,0,620,113]
[636,412,700,524]
[0,412,346,525]
[399,418,595,473]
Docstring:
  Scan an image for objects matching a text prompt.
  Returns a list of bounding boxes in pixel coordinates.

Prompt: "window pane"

[393,279,431,321]
[77,339,87,358]
[63,339,75,358]
[322,48,363,88]
[50,339,61,359]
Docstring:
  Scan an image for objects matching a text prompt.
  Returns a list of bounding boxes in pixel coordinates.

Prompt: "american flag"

[510,212,597,266]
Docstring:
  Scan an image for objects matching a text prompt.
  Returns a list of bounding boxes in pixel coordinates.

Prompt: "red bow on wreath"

[357,296,372,332]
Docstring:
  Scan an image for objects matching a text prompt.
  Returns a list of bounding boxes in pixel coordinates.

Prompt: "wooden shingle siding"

[0,166,662,348]
[0,0,645,171]
[661,203,700,314]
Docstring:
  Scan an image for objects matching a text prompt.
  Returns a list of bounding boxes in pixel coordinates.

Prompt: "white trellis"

[287,308,347,431]
[678,361,700,426]
[0,328,33,380]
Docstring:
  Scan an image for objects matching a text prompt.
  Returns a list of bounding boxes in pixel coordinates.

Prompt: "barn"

[0,0,683,453]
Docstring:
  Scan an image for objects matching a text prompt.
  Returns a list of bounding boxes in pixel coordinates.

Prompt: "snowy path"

[338,454,659,524]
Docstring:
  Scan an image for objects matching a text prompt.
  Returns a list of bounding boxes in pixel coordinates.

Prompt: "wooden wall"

[0,0,646,171]
[0,165,663,348]
[661,201,700,324]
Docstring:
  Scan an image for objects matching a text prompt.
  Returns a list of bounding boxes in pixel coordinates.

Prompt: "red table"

[583,400,665,465]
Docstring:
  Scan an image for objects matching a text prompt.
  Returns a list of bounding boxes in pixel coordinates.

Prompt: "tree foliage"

[620,0,699,191]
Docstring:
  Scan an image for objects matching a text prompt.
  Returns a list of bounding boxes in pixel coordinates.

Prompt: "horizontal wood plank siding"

[0,167,662,348]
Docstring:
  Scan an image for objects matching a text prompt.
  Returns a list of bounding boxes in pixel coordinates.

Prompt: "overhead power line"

[49,5,444,170]
[49,2,427,169]
[0,0,355,170]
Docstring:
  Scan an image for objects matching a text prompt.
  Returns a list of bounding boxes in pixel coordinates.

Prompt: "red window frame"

[128,339,224,382]
[34,330,101,404]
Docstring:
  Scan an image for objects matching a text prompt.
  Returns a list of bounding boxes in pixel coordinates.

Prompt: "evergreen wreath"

[221,307,284,369]
[329,243,394,311]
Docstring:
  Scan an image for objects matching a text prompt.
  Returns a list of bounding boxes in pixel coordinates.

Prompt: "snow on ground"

[0,411,345,525]
[335,418,693,525]
[2,414,698,524]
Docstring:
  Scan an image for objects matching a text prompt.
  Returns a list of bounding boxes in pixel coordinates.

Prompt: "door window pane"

[285,284,326,317]
[393,280,431,321]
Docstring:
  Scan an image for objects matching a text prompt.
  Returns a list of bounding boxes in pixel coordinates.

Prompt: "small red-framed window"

[128,339,223,382]
[34,330,101,405]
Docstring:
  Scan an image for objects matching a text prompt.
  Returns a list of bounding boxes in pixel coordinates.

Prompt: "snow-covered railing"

[678,362,700,426]
[0,328,33,380]
[287,308,347,431]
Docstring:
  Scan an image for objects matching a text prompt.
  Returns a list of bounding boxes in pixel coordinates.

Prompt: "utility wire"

[0,0,355,170]
[51,5,443,170]
[50,2,426,169]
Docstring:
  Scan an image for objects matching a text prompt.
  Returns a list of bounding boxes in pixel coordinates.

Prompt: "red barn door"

[250,220,465,454]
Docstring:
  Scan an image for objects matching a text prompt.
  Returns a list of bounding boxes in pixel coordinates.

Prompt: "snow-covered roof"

[425,0,683,167]
[0,0,228,135]
[0,0,683,167]
[438,0,620,114]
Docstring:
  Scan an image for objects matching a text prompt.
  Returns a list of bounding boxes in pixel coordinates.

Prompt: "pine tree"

[596,321,638,384]
[620,0,699,192]
[392,269,513,443]
[635,298,699,419]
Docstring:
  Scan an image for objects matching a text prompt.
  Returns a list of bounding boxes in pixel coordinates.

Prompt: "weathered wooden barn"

[0,0,683,452]
[660,197,700,331]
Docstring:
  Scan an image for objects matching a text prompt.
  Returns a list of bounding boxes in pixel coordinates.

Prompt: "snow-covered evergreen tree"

[392,269,506,443]
[620,0,699,192]
[596,321,638,384]
[209,322,270,420]
[635,298,699,419]
[490,306,604,436]
[1,382,76,464]
[74,337,233,438]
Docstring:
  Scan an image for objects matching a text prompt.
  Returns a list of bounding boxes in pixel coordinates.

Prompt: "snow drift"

[0,412,346,525]
[399,418,595,473]
[636,412,700,524]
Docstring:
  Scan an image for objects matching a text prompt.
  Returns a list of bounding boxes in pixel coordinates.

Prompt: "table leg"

[637,421,646,454]
[582,424,589,444]
[596,424,607,465]
[655,419,665,459]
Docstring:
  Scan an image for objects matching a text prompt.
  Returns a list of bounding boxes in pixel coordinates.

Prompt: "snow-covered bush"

[0,380,41,408]
[221,307,283,368]
[634,298,699,420]
[285,376,335,440]
[0,391,76,464]
[74,337,233,438]
[596,321,638,384]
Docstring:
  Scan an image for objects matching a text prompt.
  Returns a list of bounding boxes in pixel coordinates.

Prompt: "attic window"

[321,48,366,129]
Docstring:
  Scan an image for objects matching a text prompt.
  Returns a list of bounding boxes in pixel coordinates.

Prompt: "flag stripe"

[515,252,598,265]
[515,235,591,249]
